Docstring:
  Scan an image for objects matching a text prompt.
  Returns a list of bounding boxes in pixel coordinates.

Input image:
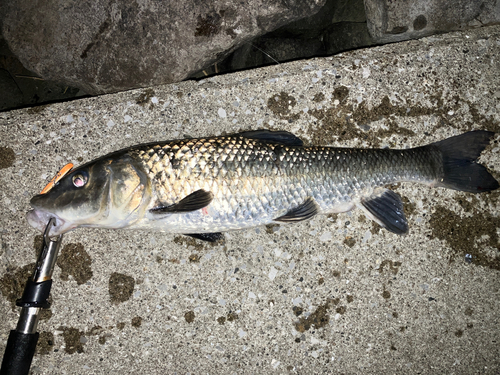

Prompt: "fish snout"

[26,209,69,236]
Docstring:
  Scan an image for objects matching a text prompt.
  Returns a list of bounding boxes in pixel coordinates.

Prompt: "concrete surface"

[0,25,499,374]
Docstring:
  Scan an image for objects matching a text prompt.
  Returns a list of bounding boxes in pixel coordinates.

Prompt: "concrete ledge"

[0,25,499,374]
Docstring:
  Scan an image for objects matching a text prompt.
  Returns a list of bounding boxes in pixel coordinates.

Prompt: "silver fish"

[27,130,498,240]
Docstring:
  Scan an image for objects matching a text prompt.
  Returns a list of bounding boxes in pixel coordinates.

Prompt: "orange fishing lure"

[40,163,74,194]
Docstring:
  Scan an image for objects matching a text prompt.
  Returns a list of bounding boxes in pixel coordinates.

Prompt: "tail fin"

[433,130,499,193]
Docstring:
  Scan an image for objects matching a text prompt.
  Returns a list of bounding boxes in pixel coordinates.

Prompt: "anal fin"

[357,188,408,235]
[185,233,224,242]
[275,197,318,222]
[150,189,213,214]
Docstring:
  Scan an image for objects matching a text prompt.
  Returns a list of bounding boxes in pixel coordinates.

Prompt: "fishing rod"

[0,218,63,375]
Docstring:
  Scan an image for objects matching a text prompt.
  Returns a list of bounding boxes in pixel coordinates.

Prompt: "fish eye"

[72,172,88,188]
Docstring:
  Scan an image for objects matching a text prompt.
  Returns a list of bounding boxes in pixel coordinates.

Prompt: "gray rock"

[192,0,372,77]
[1,0,326,95]
[0,36,86,111]
[0,69,23,109]
[365,0,500,43]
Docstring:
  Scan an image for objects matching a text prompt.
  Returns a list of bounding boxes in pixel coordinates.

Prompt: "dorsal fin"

[238,130,303,146]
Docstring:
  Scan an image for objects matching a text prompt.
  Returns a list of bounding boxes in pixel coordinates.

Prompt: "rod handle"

[0,330,39,375]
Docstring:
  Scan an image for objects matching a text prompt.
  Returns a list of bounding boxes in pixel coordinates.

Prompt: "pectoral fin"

[357,188,408,234]
[275,197,318,222]
[150,189,214,214]
[185,232,224,242]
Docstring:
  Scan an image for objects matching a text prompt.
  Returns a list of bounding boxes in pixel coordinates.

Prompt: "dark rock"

[0,36,85,111]
[1,0,326,94]
[191,0,372,78]
[365,0,500,44]
[0,69,23,109]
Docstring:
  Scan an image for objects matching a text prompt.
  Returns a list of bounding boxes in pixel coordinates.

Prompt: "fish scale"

[125,136,441,233]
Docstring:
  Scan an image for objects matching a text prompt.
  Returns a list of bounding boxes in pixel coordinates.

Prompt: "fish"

[27,129,499,240]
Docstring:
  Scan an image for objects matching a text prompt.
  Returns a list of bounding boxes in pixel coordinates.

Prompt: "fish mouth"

[26,209,75,237]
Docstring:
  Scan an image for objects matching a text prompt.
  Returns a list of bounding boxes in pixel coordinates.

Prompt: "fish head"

[27,155,151,236]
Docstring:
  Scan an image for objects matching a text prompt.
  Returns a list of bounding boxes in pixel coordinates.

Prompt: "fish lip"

[26,209,74,236]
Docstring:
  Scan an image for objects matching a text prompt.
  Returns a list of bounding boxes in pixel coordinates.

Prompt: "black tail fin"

[433,131,499,193]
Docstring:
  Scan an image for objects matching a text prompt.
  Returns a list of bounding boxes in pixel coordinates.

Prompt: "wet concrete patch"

[58,326,86,354]
[0,263,53,320]
[217,311,238,324]
[336,305,347,314]
[429,205,500,270]
[401,196,417,217]
[189,253,201,263]
[108,272,135,304]
[378,260,402,275]
[46,325,117,353]
[98,334,111,345]
[0,146,15,169]
[307,87,499,147]
[265,224,280,234]
[36,331,55,355]
[332,86,349,103]
[87,325,111,345]
[292,306,303,317]
[312,92,325,103]
[309,92,416,146]
[294,300,333,333]
[26,104,51,114]
[57,243,93,285]
[173,236,206,250]
[184,311,195,323]
[0,263,34,310]
[267,92,300,122]
[131,316,142,328]
[343,236,356,248]
[227,312,238,321]
[136,88,156,107]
